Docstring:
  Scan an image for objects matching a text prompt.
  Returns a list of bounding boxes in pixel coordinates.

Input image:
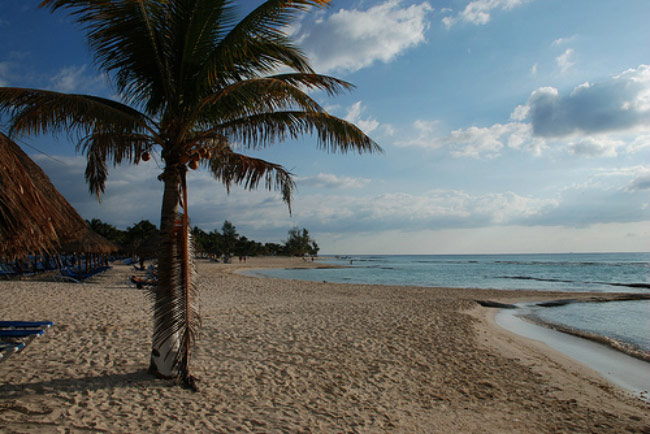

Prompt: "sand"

[0,257,648,433]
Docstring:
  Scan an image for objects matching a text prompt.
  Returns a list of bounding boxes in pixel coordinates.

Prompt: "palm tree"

[0,0,380,388]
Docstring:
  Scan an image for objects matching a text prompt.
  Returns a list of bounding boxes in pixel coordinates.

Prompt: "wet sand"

[0,257,648,433]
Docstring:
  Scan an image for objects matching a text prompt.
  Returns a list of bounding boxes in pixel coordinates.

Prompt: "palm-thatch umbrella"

[0,132,88,260]
[60,227,118,273]
[60,228,118,255]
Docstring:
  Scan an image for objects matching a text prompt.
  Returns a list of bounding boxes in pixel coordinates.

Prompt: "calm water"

[252,253,650,353]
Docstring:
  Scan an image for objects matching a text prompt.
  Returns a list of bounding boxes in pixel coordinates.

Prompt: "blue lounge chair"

[0,342,26,362]
[0,264,19,279]
[0,329,46,338]
[0,321,54,363]
[57,266,111,283]
[0,321,54,328]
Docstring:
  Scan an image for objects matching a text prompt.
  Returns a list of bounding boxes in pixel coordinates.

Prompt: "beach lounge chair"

[56,265,110,283]
[0,264,18,279]
[0,321,54,363]
[0,342,26,362]
[130,275,157,289]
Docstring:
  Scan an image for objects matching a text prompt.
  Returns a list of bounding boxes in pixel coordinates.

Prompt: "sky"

[2,0,650,254]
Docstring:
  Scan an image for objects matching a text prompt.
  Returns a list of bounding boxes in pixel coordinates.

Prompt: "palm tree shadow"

[0,369,160,399]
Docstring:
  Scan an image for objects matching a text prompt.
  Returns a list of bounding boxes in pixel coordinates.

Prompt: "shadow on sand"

[0,369,162,399]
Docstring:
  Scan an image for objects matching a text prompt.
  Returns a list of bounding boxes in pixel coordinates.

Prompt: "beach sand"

[0,257,648,433]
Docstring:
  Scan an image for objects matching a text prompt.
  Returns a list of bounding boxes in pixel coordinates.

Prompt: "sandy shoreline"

[1,257,648,433]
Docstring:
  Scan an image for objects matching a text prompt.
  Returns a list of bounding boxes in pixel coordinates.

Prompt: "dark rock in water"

[475,300,517,309]
[536,299,578,307]
[609,282,650,289]
[537,294,650,308]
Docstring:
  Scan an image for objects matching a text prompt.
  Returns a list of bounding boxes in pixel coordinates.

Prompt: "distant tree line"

[87,218,319,258]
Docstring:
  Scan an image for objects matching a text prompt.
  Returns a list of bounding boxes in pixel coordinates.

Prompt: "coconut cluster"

[140,148,212,170]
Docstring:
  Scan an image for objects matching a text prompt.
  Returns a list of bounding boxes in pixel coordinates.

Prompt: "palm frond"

[197,74,352,119]
[268,73,354,96]
[85,146,109,199]
[166,0,231,104]
[201,0,331,86]
[204,144,295,207]
[191,77,324,134]
[81,131,154,197]
[0,87,152,138]
[212,111,382,154]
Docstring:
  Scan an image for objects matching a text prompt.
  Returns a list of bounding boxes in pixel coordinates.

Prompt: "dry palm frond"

[149,211,200,388]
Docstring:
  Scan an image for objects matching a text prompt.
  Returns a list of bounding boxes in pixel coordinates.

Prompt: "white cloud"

[292,189,557,233]
[344,101,379,134]
[626,171,650,192]
[31,153,559,236]
[443,0,530,28]
[443,122,546,158]
[394,117,548,157]
[381,124,396,137]
[296,0,433,73]
[556,48,574,73]
[31,153,296,238]
[552,36,575,46]
[296,173,370,189]
[33,153,165,228]
[567,137,623,158]
[51,65,89,93]
[627,135,650,153]
[293,165,650,233]
[530,63,538,76]
[50,64,105,94]
[393,119,442,148]
[446,125,506,158]
[510,104,530,121]
[512,166,650,228]
[417,66,650,160]
[31,153,650,247]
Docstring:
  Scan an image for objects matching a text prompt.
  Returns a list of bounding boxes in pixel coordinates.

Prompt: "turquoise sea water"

[252,253,650,354]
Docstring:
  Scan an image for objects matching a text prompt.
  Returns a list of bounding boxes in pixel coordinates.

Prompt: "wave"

[498,275,575,284]
[493,260,650,267]
[409,259,650,267]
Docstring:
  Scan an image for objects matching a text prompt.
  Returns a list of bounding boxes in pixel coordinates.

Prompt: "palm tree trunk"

[148,164,183,379]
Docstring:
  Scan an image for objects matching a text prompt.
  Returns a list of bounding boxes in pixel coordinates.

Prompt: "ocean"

[251,253,650,355]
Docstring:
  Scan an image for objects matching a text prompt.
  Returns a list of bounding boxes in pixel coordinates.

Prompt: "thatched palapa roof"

[60,228,118,254]
[0,132,109,258]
